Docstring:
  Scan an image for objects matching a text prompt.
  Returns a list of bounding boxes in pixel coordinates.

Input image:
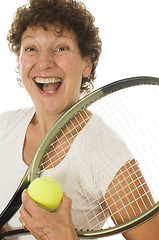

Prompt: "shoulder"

[0,107,35,131]
[81,114,133,166]
[83,114,122,142]
[0,107,35,122]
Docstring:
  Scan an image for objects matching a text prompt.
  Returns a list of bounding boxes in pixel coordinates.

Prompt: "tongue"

[43,83,61,92]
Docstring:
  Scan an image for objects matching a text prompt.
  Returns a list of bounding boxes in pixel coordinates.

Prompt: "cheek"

[19,56,33,78]
[61,55,84,81]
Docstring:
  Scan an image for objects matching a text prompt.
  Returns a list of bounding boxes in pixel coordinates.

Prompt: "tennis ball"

[28,176,63,212]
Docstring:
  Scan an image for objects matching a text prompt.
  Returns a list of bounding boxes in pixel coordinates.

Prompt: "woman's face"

[19,25,92,117]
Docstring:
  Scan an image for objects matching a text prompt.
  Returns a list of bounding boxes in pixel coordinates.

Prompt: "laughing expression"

[19,25,92,117]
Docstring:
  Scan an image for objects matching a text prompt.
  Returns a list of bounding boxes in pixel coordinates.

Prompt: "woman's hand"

[19,190,79,240]
[0,227,6,233]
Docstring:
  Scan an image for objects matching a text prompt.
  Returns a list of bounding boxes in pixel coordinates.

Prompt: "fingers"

[21,190,72,213]
[19,190,31,224]
[19,190,47,238]
[21,189,42,215]
[19,190,72,224]
[19,190,45,231]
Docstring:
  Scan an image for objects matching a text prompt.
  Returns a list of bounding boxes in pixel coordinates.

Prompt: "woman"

[0,0,159,239]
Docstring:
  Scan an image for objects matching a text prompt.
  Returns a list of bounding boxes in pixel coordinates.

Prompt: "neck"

[32,110,64,138]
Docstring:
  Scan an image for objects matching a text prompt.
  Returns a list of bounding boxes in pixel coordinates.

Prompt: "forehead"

[21,25,77,42]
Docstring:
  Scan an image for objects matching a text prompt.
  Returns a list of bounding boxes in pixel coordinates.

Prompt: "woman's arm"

[105,159,159,240]
[19,190,79,240]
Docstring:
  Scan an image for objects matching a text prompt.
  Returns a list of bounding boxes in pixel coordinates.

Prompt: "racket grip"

[0,229,29,239]
[0,189,23,229]
[0,166,32,229]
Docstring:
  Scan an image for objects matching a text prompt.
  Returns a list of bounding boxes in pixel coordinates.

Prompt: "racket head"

[31,75,159,180]
[29,76,159,238]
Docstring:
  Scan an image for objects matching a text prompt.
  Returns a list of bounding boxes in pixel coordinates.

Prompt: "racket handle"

[0,229,29,239]
[0,168,32,229]
[0,190,22,229]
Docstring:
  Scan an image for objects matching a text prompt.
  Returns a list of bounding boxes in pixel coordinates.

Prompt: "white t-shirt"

[0,108,133,239]
[0,108,35,240]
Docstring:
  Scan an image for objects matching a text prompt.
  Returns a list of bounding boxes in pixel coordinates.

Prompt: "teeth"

[45,90,55,93]
[34,77,62,84]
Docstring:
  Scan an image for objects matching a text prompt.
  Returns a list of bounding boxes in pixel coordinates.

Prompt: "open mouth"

[33,77,62,94]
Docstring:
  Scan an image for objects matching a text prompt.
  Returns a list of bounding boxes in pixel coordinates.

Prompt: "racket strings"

[120,161,153,209]
[40,111,92,171]
[73,191,109,230]
[101,86,159,227]
[105,160,154,225]
[76,85,159,231]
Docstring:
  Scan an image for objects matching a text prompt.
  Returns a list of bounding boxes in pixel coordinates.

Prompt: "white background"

[1,0,159,239]
[1,0,159,113]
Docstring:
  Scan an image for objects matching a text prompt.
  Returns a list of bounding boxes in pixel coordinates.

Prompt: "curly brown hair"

[7,0,102,94]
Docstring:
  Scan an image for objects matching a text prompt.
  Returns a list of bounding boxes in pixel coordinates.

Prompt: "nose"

[35,50,56,70]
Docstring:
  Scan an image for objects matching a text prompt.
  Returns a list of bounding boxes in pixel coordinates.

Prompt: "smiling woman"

[18,26,93,121]
[7,0,101,95]
[1,1,159,240]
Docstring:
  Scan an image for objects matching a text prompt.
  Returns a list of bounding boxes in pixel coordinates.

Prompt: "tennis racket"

[1,76,159,239]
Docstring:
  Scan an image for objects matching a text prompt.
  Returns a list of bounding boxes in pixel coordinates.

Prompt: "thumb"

[60,192,72,213]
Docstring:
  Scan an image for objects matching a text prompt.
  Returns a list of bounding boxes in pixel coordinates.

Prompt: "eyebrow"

[22,35,34,41]
[22,34,73,42]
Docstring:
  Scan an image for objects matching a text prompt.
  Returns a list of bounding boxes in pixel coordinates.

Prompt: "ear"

[82,55,93,78]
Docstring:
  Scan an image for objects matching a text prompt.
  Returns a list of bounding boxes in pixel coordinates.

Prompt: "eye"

[58,47,67,51]
[25,47,36,52]
[24,46,38,56]
[55,46,69,54]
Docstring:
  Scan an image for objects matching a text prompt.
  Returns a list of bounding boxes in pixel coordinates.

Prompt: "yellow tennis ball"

[28,176,63,212]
